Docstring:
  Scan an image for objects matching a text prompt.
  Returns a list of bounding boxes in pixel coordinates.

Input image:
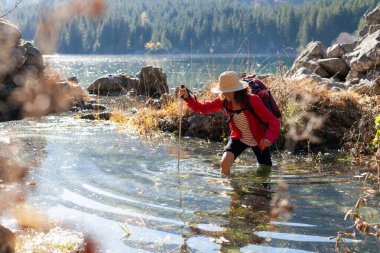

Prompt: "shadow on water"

[1,116,379,252]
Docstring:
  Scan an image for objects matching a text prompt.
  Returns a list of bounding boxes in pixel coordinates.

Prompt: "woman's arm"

[184,95,223,114]
[179,87,223,114]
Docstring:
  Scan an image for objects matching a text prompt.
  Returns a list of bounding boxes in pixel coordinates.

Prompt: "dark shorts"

[224,138,272,166]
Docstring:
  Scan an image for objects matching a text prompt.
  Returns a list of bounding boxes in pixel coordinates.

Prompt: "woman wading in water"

[179,71,280,175]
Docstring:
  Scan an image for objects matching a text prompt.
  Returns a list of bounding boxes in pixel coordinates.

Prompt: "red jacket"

[184,94,280,145]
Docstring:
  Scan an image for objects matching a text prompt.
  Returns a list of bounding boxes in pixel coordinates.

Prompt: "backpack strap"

[222,99,246,124]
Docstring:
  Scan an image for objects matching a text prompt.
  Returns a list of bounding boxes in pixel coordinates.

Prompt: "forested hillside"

[3,0,378,54]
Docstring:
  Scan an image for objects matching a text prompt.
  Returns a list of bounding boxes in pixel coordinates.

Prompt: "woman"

[179,71,280,175]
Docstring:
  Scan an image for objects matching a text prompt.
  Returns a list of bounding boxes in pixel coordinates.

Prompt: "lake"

[43,54,295,91]
[1,54,379,252]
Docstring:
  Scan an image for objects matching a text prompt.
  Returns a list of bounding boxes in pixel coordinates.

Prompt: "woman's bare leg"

[221,151,235,176]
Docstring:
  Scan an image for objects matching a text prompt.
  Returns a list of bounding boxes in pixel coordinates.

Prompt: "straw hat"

[211,71,248,93]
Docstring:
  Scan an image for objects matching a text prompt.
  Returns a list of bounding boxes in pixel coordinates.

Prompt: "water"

[1,116,379,252]
[44,54,295,91]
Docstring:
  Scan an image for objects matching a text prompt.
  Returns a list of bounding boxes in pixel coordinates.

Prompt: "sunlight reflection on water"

[43,54,294,90]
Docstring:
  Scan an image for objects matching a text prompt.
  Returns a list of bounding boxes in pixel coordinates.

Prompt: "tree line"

[6,0,378,54]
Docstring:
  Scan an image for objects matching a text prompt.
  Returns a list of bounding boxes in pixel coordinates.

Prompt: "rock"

[365,5,380,26]
[87,74,139,95]
[348,69,380,95]
[0,225,15,253]
[159,116,189,133]
[326,43,356,58]
[344,30,380,73]
[366,69,380,84]
[138,66,168,98]
[80,112,112,120]
[315,66,331,78]
[317,58,349,78]
[185,112,227,141]
[349,79,376,95]
[359,5,380,37]
[323,78,346,91]
[67,76,78,84]
[345,69,364,80]
[291,67,324,83]
[299,41,327,59]
[90,104,107,111]
[287,41,328,78]
[368,24,380,35]
[21,41,44,71]
[88,66,169,98]
[289,60,330,78]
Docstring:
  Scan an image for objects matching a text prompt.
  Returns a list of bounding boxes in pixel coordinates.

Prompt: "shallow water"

[1,115,379,252]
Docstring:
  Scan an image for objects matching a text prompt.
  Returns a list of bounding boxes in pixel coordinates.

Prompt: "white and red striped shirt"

[233,112,258,146]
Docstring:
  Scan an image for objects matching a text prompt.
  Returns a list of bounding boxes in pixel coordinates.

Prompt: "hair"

[234,88,250,104]
[218,87,250,104]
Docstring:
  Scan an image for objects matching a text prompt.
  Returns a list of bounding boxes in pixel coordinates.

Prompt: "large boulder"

[297,41,327,59]
[21,41,44,71]
[343,30,380,73]
[138,66,168,98]
[366,4,380,25]
[287,41,330,78]
[185,112,227,141]
[326,43,356,58]
[87,74,139,95]
[359,5,380,37]
[317,58,349,78]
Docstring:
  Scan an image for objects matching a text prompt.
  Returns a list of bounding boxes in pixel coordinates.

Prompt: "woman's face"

[222,92,234,100]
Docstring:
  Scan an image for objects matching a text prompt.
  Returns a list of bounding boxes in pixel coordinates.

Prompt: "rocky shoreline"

[286,5,379,95]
